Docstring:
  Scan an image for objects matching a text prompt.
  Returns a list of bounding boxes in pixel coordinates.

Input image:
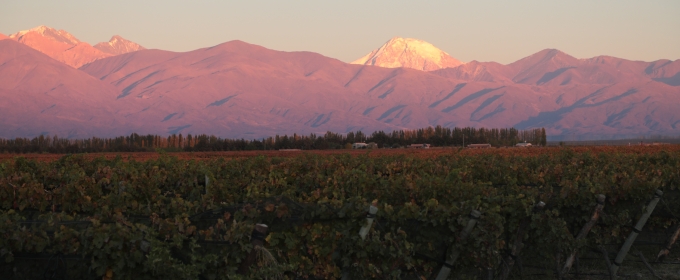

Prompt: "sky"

[1,0,678,64]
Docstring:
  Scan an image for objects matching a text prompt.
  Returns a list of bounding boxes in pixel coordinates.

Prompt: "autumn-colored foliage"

[1,146,679,279]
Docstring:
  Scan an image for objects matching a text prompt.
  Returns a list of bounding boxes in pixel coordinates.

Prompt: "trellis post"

[610,189,663,276]
[499,201,545,280]
[561,194,606,277]
[237,224,269,275]
[434,210,481,280]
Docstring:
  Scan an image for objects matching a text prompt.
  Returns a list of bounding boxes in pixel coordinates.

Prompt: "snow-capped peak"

[93,35,145,55]
[351,37,462,71]
[10,25,81,45]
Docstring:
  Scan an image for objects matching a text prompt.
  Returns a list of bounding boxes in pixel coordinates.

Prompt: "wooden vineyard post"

[434,210,482,280]
[359,201,379,241]
[561,194,606,277]
[499,201,546,280]
[610,189,663,277]
[574,255,580,278]
[204,174,209,196]
[656,223,680,261]
[599,246,615,280]
[342,201,379,280]
[237,224,269,275]
[555,252,562,279]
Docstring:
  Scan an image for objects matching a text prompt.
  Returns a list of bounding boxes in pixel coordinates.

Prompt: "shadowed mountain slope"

[0,40,137,138]
[2,26,679,140]
[77,40,680,140]
[431,61,514,83]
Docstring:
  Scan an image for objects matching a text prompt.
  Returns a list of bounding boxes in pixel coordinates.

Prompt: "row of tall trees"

[0,126,546,153]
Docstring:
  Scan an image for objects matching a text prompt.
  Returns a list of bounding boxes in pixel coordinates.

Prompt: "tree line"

[0,126,546,153]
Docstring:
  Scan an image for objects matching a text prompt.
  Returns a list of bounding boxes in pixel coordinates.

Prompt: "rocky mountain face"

[0,40,135,138]
[8,26,144,68]
[94,35,146,55]
[351,37,463,71]
[76,40,679,140]
[1,29,679,140]
[431,49,679,87]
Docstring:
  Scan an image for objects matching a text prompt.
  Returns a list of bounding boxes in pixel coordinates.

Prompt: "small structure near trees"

[352,143,368,149]
[467,144,492,149]
[408,144,430,149]
[353,142,378,149]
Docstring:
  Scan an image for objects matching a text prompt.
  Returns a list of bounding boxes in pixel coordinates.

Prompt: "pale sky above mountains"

[1,0,678,64]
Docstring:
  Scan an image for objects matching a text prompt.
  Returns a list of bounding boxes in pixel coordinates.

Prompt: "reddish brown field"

[1,145,679,162]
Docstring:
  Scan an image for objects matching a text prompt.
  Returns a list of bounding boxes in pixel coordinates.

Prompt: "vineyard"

[1,146,680,279]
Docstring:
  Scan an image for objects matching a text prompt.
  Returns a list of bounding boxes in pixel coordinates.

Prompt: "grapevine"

[0,147,679,279]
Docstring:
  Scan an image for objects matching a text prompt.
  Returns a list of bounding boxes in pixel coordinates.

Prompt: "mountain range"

[8,26,144,67]
[1,26,679,140]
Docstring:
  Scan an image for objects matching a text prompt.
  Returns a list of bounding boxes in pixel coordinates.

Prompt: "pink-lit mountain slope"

[0,39,137,138]
[645,59,680,86]
[431,61,514,83]
[78,40,680,140]
[94,35,145,55]
[8,26,144,68]
[428,49,680,88]
[348,37,678,87]
[9,26,111,68]
[506,50,657,86]
[80,41,446,137]
[0,33,8,40]
[351,37,463,71]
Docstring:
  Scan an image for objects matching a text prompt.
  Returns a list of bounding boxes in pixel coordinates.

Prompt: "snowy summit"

[351,37,463,71]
